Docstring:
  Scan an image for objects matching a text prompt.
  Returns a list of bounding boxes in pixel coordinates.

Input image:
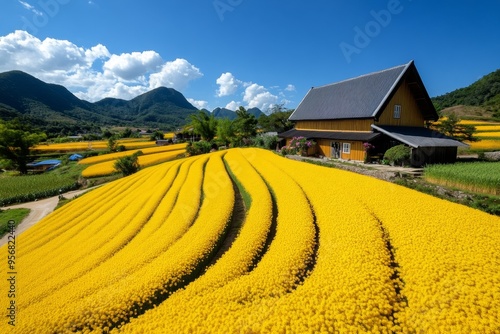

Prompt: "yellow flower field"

[475,126,500,132]
[79,143,187,164]
[457,120,499,126]
[1,148,499,333]
[81,149,186,177]
[35,139,158,152]
[476,131,500,138]
[466,139,500,151]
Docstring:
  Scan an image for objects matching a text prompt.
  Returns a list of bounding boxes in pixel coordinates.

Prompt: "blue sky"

[0,0,499,112]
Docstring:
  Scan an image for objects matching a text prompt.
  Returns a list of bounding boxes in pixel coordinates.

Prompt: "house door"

[330,141,340,159]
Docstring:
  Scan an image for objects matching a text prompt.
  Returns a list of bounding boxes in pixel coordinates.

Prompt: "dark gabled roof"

[289,60,438,122]
[278,128,380,142]
[371,125,468,148]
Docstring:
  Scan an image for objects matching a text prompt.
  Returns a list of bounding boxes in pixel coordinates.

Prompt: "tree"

[216,118,235,146]
[107,136,118,152]
[259,104,294,133]
[120,127,133,138]
[234,106,257,139]
[102,129,114,139]
[433,113,479,142]
[114,151,142,176]
[149,130,164,141]
[189,111,218,141]
[0,120,46,174]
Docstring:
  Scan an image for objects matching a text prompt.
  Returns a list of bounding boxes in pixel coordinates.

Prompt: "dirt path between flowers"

[0,187,98,247]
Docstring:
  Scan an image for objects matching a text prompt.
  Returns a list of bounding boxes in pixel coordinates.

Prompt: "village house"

[26,159,61,173]
[279,60,467,167]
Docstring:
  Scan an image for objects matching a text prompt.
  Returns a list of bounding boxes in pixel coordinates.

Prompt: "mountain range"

[211,107,264,120]
[0,70,263,135]
[0,68,498,137]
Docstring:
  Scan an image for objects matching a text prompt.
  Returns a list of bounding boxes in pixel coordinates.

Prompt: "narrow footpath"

[0,187,97,247]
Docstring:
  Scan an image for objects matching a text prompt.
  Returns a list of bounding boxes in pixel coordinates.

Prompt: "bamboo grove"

[1,148,499,333]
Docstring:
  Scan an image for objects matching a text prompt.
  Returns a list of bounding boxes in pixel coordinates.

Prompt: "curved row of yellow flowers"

[78,143,187,164]
[81,149,185,177]
[19,165,170,308]
[6,152,234,332]
[34,138,157,151]
[465,139,500,151]
[475,131,500,138]
[118,148,317,333]
[0,148,498,333]
[473,125,500,131]
[117,149,399,333]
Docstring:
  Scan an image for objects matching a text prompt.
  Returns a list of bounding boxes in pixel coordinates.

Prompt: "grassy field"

[0,208,30,238]
[424,161,500,195]
[0,163,85,206]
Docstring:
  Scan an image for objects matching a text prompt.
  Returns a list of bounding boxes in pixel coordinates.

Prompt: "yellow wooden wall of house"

[375,78,425,127]
[316,139,330,157]
[295,119,372,131]
[340,141,365,161]
[314,139,365,161]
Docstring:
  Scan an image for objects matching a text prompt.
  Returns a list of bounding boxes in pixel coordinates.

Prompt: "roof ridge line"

[371,60,413,117]
[312,60,413,90]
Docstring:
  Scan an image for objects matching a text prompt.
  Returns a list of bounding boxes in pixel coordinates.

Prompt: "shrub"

[262,135,279,150]
[107,136,118,152]
[186,141,214,156]
[383,145,410,166]
[254,136,265,148]
[149,130,164,141]
[289,136,315,155]
[114,151,142,176]
[279,146,290,156]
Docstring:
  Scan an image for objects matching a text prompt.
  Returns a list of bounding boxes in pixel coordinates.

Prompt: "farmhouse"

[26,159,61,173]
[279,60,467,166]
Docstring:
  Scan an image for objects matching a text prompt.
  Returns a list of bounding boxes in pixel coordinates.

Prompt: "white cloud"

[19,1,43,16]
[285,84,296,91]
[0,31,95,72]
[243,83,278,111]
[85,44,111,64]
[149,58,203,91]
[103,51,162,81]
[188,98,208,110]
[0,31,203,102]
[216,72,241,97]
[225,101,240,111]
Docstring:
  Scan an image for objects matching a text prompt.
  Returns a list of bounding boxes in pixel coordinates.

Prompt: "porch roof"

[278,128,380,142]
[371,125,469,148]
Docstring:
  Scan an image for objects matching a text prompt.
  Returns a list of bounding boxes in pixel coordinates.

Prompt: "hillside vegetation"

[432,69,500,120]
[0,71,198,134]
[0,70,267,136]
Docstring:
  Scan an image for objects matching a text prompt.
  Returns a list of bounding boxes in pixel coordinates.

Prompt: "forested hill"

[432,69,500,120]
[0,70,198,134]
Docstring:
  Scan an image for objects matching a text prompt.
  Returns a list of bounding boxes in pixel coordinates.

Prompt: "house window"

[393,104,401,119]
[342,142,351,154]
